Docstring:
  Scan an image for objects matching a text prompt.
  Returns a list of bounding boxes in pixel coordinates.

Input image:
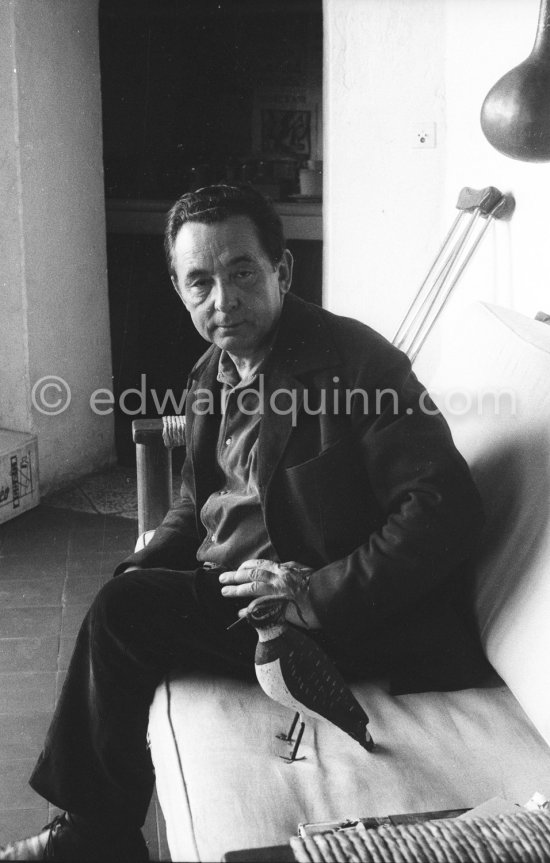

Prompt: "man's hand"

[219,559,321,629]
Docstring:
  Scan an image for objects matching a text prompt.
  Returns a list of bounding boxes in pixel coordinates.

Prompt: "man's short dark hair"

[165,184,286,280]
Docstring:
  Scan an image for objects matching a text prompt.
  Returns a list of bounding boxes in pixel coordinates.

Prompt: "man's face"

[172,215,293,361]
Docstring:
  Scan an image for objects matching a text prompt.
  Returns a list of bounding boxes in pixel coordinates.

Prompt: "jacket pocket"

[284,434,381,560]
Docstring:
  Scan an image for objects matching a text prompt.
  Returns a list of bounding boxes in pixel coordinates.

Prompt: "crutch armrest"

[456,185,503,214]
[490,193,516,221]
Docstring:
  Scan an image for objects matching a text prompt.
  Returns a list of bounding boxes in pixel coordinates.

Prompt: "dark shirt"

[196,351,278,569]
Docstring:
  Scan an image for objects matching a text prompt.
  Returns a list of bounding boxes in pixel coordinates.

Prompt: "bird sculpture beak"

[226,614,248,631]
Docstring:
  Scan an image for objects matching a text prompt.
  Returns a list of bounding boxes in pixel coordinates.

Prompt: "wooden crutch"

[393,186,515,363]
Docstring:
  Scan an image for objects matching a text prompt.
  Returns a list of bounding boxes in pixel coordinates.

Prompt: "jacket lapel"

[257,294,342,498]
[186,347,222,516]
[257,370,304,497]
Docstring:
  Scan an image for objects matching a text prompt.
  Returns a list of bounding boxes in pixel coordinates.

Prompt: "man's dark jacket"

[126,293,489,692]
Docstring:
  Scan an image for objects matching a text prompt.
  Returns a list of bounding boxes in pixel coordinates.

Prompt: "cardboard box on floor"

[0,430,40,525]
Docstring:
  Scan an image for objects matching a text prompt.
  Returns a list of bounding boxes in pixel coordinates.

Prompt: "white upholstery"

[150,674,550,861]
[147,302,550,861]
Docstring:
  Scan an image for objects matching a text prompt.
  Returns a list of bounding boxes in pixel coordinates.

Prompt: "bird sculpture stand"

[230,595,375,763]
[277,711,304,762]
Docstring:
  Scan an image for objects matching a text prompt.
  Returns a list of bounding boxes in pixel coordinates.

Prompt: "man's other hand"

[219,559,321,629]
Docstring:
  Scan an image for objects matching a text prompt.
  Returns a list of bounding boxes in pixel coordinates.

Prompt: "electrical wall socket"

[412,123,437,148]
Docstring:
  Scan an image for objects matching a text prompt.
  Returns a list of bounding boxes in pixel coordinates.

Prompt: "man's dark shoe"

[0,813,149,861]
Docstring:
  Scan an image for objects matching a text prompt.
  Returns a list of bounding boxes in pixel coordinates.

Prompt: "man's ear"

[277,249,293,295]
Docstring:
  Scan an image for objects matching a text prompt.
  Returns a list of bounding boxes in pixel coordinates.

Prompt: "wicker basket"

[290,809,550,862]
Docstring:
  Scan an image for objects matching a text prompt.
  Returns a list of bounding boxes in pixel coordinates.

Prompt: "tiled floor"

[44,465,139,520]
[0,500,170,860]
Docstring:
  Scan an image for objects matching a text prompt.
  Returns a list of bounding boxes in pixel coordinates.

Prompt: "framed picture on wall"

[252,87,322,162]
[261,107,311,159]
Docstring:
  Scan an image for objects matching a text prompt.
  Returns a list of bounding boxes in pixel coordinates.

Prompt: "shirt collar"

[216,351,265,389]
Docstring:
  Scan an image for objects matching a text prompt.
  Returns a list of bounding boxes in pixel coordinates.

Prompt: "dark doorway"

[99,0,323,465]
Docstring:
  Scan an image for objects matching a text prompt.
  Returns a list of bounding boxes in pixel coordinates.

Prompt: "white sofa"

[147,302,550,862]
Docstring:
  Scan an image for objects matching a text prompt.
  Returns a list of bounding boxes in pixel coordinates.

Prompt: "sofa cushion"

[427,302,550,747]
[149,672,550,861]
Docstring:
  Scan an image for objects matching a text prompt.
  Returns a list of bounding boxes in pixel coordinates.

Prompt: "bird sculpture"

[235,595,375,762]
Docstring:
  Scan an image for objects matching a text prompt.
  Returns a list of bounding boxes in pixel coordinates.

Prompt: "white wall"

[0,0,114,492]
[324,0,550,377]
[0,2,32,433]
[324,0,447,345]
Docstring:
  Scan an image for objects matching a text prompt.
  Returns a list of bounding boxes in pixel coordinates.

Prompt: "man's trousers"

[29,567,257,828]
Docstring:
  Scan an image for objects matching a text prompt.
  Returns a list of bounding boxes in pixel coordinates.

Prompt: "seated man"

[0,184,490,861]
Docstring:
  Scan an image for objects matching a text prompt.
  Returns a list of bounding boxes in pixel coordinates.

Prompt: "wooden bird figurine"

[239,595,375,762]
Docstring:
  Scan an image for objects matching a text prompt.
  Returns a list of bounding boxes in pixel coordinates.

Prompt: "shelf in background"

[105,198,322,241]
